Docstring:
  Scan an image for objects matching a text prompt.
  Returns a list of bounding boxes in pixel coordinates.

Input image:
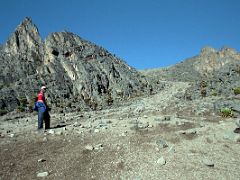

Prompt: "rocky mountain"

[0,17,153,114]
[142,46,240,99]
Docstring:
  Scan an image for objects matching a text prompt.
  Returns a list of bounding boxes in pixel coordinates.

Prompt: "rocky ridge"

[142,47,240,110]
[0,17,153,114]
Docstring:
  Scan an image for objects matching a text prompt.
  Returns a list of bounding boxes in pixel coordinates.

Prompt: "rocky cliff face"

[0,18,152,114]
[142,46,240,99]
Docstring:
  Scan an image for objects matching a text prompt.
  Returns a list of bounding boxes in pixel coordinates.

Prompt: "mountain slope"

[142,46,240,99]
[0,18,152,113]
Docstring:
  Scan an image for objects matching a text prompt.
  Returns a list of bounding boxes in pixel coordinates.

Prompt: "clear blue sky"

[0,0,239,69]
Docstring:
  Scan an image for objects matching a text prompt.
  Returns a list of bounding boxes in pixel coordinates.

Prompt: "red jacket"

[37,90,46,103]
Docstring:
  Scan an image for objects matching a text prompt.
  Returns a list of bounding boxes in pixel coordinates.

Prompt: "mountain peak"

[200,46,216,55]
[4,17,42,54]
[20,17,33,26]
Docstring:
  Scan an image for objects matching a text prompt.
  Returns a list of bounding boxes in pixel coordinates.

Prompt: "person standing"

[33,86,50,130]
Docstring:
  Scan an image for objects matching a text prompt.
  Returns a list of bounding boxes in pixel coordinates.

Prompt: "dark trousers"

[38,110,50,130]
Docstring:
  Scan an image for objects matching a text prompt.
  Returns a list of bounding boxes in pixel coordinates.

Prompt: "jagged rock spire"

[4,17,43,55]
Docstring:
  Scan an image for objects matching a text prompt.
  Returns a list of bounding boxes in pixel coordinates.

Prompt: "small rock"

[56,131,63,135]
[234,128,240,134]
[143,115,148,118]
[94,129,100,133]
[38,159,46,162]
[202,158,214,167]
[76,130,83,134]
[121,132,127,137]
[94,144,103,150]
[48,129,55,135]
[148,123,153,128]
[179,129,197,135]
[85,145,94,151]
[200,123,205,127]
[139,122,149,129]
[223,132,235,141]
[73,122,80,127]
[163,116,171,121]
[6,130,12,133]
[43,137,48,142]
[236,119,240,128]
[167,145,176,153]
[157,157,166,165]
[106,120,112,124]
[80,125,85,128]
[37,172,49,177]
[156,139,168,148]
[187,129,197,134]
[234,135,240,142]
[176,121,185,126]
[135,106,144,113]
[154,118,161,122]
[9,134,15,138]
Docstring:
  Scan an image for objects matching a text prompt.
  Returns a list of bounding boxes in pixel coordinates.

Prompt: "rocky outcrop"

[142,46,240,99]
[0,17,152,113]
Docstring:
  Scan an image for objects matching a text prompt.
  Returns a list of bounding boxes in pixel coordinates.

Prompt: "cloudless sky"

[0,0,239,69]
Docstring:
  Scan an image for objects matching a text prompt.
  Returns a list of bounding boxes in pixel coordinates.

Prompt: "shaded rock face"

[0,18,151,112]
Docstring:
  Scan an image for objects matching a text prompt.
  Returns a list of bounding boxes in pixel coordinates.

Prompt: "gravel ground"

[1,81,240,180]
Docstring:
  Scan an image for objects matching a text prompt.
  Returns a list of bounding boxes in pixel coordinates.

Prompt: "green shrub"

[16,106,25,113]
[220,107,233,117]
[211,90,217,96]
[233,87,240,95]
[200,88,207,97]
[200,81,207,88]
[18,96,28,107]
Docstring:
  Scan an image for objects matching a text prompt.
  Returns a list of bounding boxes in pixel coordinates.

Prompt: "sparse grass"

[220,107,233,117]
[18,96,28,107]
[211,90,217,96]
[200,81,207,88]
[16,106,25,112]
[233,87,240,95]
[106,94,113,106]
[200,88,207,97]
[211,91,217,96]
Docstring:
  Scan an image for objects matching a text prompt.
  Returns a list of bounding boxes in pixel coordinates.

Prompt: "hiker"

[33,86,50,130]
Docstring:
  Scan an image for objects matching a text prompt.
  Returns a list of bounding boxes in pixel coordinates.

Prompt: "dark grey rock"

[156,139,168,148]
[0,17,152,114]
[202,158,214,167]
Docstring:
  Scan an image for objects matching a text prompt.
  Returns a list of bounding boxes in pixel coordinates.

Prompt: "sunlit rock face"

[0,18,151,112]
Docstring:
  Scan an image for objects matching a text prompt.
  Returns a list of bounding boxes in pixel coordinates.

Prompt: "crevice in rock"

[52,50,59,56]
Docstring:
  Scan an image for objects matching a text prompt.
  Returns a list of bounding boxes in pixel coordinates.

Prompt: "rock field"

[1,81,240,179]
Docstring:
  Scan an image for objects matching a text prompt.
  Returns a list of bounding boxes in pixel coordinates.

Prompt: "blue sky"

[0,0,239,69]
